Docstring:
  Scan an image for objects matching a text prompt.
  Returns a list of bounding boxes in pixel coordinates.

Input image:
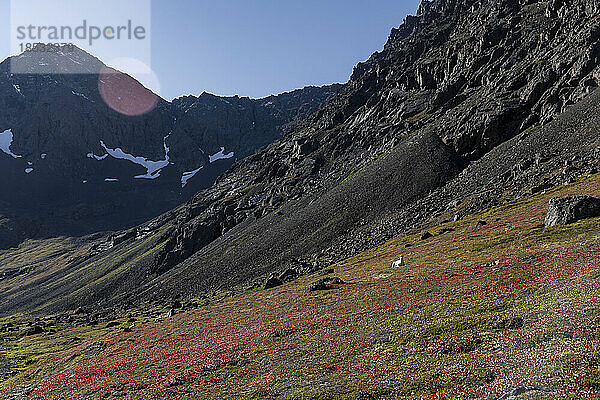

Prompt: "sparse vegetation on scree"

[2,173,600,399]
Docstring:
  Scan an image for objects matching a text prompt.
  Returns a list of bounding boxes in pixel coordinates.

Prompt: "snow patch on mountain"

[72,90,90,101]
[100,135,171,180]
[87,153,108,160]
[181,166,203,188]
[209,147,234,163]
[0,129,22,159]
[86,135,172,180]
[65,55,82,65]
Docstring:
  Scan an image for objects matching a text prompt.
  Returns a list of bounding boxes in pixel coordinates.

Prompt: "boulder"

[73,307,86,315]
[545,195,600,227]
[264,274,283,289]
[24,325,45,336]
[172,300,182,309]
[105,321,120,328]
[420,232,433,240]
[495,316,524,330]
[305,277,345,292]
[279,268,299,283]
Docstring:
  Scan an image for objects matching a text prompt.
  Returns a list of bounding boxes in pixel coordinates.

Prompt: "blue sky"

[0,0,419,100]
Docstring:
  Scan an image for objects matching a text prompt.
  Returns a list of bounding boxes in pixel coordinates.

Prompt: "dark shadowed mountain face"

[1,0,600,315]
[0,48,341,248]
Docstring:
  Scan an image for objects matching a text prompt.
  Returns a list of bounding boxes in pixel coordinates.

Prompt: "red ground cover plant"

[6,175,600,399]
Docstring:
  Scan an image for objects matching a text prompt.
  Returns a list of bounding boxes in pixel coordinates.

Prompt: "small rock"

[24,325,45,336]
[279,268,299,282]
[483,259,501,267]
[305,277,345,292]
[420,232,433,240]
[495,385,553,400]
[475,220,487,229]
[495,316,524,330]
[448,200,460,209]
[545,195,600,227]
[83,342,104,358]
[264,274,283,289]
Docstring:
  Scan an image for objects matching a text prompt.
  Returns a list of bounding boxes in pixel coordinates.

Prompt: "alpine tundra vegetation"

[2,0,600,398]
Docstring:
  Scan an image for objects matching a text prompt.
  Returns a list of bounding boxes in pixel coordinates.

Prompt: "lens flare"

[98,59,160,116]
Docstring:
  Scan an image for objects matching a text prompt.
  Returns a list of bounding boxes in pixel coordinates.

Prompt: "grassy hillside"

[0,222,176,316]
[3,173,600,399]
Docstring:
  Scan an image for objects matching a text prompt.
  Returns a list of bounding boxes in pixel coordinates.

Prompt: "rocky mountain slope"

[4,1,600,397]
[2,0,600,315]
[0,49,340,248]
[128,0,600,301]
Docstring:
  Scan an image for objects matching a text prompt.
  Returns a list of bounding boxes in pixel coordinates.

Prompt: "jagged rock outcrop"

[170,87,340,171]
[544,195,600,227]
[149,0,600,283]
